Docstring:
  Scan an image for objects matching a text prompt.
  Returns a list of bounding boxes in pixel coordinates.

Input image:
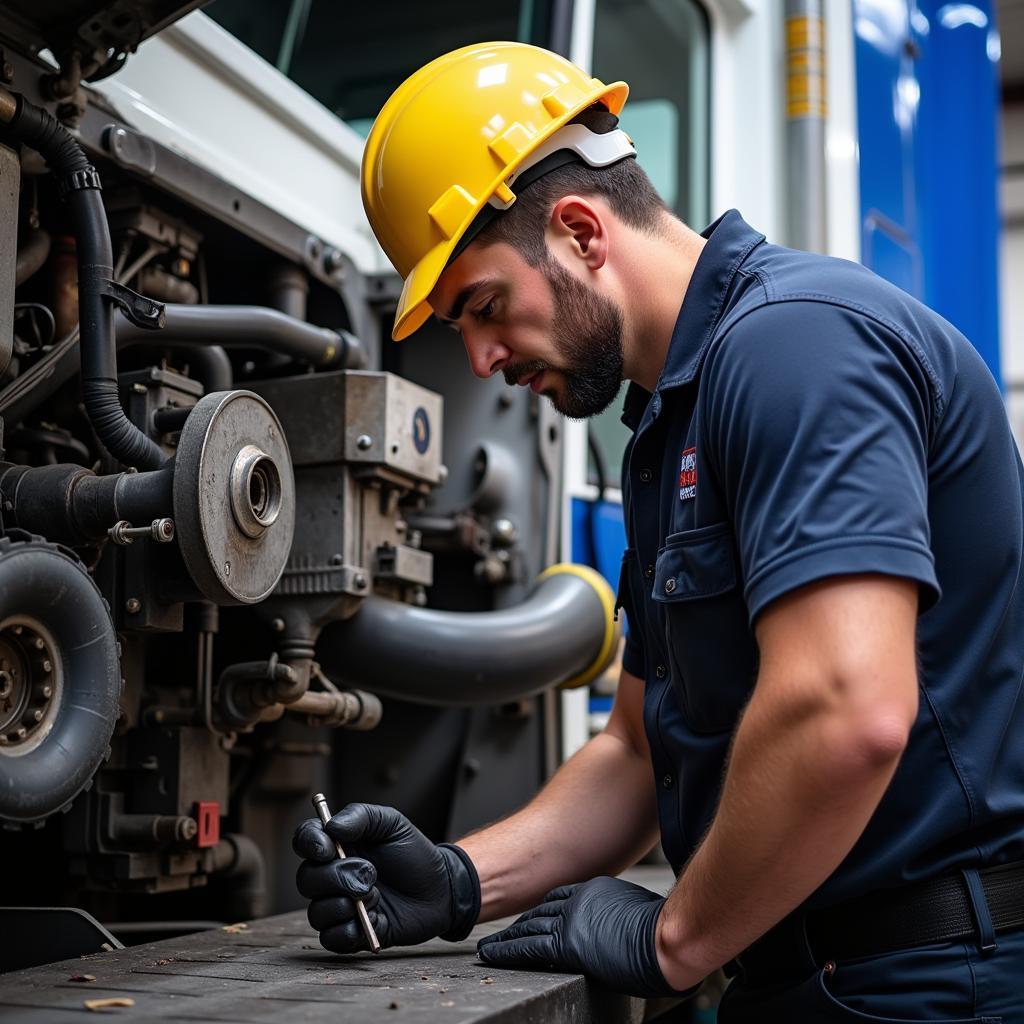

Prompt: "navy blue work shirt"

[618,209,1024,906]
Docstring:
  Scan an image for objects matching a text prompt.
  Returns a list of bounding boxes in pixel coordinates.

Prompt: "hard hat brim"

[390,80,629,341]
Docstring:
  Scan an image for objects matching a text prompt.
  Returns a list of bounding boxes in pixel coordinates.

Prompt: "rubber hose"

[5,93,165,470]
[115,304,364,369]
[15,229,50,287]
[315,565,618,707]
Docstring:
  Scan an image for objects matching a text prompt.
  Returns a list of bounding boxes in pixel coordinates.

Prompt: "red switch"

[195,801,220,847]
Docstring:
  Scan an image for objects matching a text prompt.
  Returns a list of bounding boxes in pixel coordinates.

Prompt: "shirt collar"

[620,209,765,431]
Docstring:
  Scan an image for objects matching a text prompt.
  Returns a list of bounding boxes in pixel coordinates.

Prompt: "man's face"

[429,240,625,420]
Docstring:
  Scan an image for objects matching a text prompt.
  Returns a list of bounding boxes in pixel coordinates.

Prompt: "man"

[293,42,1024,1019]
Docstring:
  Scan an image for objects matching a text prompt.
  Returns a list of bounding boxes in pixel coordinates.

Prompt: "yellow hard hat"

[361,42,629,340]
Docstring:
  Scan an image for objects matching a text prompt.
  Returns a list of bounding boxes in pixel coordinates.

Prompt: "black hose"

[316,569,615,707]
[115,304,365,369]
[3,92,166,470]
[180,345,233,392]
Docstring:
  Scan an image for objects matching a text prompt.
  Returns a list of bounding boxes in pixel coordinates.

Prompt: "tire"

[0,534,121,826]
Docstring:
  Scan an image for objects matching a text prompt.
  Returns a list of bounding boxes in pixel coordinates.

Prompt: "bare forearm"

[458,730,659,922]
[656,685,907,985]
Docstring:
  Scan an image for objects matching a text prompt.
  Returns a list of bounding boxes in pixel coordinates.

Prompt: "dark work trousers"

[718,921,1024,1021]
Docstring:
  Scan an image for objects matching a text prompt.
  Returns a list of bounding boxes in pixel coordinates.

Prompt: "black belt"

[728,861,1024,980]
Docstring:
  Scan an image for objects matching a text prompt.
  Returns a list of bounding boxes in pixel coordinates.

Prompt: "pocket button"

[655,664,667,679]
[662,773,674,789]
[664,577,677,594]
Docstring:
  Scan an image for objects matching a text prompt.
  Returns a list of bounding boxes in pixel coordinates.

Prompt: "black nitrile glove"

[293,803,480,953]
[477,876,697,998]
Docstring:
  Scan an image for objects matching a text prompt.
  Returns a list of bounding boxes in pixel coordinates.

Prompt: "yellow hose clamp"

[538,563,620,690]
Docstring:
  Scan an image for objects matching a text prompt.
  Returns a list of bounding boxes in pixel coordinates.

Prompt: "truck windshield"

[207,0,550,135]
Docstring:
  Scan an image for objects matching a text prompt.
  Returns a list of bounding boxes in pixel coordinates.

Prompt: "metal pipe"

[115,304,364,370]
[0,305,359,424]
[182,345,233,392]
[14,229,50,287]
[316,566,617,707]
[212,833,267,921]
[286,687,382,729]
[785,0,828,253]
[268,264,309,321]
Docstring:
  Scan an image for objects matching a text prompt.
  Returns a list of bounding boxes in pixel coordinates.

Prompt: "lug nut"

[125,598,141,614]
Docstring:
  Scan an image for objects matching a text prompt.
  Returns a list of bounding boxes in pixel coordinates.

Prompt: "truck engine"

[0,2,615,959]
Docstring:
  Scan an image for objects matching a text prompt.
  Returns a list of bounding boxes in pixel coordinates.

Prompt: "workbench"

[0,868,688,1022]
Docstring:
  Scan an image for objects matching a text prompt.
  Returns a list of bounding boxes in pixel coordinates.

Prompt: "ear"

[547,196,608,271]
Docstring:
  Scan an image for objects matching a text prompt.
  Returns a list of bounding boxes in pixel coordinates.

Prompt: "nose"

[462,331,510,380]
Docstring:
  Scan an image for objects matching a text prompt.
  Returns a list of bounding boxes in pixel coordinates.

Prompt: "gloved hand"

[293,803,480,953]
[477,876,698,998]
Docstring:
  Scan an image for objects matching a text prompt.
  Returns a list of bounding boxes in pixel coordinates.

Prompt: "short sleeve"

[702,300,941,621]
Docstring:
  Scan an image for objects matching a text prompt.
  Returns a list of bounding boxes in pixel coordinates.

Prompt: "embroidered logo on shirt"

[679,447,697,501]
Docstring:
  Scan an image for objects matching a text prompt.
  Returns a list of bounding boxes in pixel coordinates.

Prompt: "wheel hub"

[0,620,60,756]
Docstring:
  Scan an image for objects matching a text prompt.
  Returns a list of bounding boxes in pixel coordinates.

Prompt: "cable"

[0,243,163,418]
[13,303,56,349]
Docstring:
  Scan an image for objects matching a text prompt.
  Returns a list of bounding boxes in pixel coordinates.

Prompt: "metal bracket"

[100,278,165,330]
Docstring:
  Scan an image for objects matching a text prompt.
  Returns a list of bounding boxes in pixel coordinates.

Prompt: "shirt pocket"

[652,522,759,734]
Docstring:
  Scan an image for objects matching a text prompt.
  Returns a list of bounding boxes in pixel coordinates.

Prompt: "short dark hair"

[474,108,669,266]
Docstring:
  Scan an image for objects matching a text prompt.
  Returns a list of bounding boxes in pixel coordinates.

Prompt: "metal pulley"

[173,390,295,605]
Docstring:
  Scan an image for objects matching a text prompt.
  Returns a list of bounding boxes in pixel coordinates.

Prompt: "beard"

[502,258,625,419]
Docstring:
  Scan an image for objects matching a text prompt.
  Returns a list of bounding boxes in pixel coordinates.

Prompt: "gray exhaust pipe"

[315,565,618,707]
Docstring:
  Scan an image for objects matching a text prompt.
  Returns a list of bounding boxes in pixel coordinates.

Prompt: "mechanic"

[293,42,1024,1020]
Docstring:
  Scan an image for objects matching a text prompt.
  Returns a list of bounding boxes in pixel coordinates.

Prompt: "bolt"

[329,553,344,566]
[30,709,42,723]
[224,561,231,577]
[1,62,13,84]
[0,735,7,746]
[356,434,373,451]
[178,817,198,842]
[152,518,175,543]
[131,382,148,394]
[11,626,21,636]
[323,248,344,275]
[40,685,52,699]
[125,598,141,614]
[492,518,518,546]
[32,637,44,650]
[271,618,285,633]
[354,573,368,589]
[14,727,25,740]
[0,672,10,699]
[40,659,51,674]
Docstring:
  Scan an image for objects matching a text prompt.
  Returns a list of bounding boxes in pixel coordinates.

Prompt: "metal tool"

[311,793,381,953]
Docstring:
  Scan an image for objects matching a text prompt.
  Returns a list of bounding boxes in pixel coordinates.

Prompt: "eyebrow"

[439,280,490,324]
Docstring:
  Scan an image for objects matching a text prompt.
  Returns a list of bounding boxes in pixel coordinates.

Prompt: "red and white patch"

[679,447,697,501]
